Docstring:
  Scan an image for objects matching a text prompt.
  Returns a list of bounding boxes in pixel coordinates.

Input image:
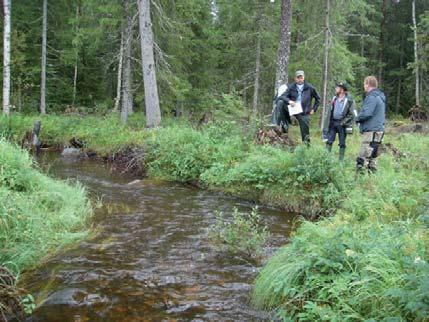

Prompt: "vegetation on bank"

[0,138,92,274]
[1,113,428,319]
[252,133,429,320]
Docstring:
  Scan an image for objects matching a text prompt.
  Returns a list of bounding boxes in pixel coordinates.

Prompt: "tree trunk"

[72,3,80,107]
[275,0,292,91]
[320,0,331,129]
[412,0,420,107]
[121,0,134,123]
[114,29,125,112]
[378,0,387,86]
[396,40,404,114]
[2,0,11,115]
[40,0,47,115]
[137,0,161,128]
[252,1,263,118]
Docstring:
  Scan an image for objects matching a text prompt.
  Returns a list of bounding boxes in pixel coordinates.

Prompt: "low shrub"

[208,207,270,259]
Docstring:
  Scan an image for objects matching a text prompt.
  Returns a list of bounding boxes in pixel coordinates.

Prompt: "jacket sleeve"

[342,99,356,126]
[356,95,376,122]
[311,87,321,112]
[278,89,291,104]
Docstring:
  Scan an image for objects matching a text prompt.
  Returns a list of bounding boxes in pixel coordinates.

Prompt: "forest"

[1,0,429,321]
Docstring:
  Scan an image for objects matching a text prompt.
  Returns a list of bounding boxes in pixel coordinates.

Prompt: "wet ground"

[22,154,294,321]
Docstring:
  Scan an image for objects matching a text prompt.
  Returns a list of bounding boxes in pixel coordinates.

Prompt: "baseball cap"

[295,70,305,77]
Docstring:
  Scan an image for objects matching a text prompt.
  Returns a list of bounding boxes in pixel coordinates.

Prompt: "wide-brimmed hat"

[335,81,348,91]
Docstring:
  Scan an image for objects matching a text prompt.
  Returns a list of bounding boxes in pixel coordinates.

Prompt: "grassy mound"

[252,134,429,321]
[0,138,92,273]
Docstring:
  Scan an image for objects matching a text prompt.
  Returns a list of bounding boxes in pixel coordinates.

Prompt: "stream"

[22,154,295,321]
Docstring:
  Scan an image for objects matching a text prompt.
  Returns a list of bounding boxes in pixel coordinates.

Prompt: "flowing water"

[22,154,295,321]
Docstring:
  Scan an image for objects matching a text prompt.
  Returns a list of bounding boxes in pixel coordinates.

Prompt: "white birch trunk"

[252,1,263,118]
[2,0,11,115]
[275,0,292,91]
[137,0,161,128]
[114,29,125,112]
[40,0,47,115]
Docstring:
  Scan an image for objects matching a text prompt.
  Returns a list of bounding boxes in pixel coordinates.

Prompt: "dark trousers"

[327,120,346,148]
[271,100,291,131]
[271,101,310,143]
[295,113,311,144]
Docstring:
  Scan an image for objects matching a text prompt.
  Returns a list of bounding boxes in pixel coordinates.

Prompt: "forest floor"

[1,112,428,320]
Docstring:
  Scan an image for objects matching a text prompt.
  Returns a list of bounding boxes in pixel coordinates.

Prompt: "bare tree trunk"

[396,40,404,114]
[121,0,134,123]
[114,29,124,112]
[252,31,261,118]
[252,1,263,118]
[320,0,331,129]
[40,0,47,115]
[275,0,292,91]
[378,0,387,86]
[2,0,11,115]
[412,0,420,107]
[138,0,161,128]
[72,3,80,107]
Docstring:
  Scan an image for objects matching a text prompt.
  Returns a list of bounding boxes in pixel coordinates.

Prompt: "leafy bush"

[208,207,270,259]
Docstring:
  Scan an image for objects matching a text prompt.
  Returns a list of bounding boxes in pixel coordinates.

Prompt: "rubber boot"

[339,147,346,162]
[326,144,332,152]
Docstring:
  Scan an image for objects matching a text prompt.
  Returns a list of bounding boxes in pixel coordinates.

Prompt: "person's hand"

[310,109,314,115]
[289,101,295,107]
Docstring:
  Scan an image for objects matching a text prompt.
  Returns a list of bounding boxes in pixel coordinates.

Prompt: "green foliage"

[208,207,270,258]
[21,294,36,315]
[0,113,146,155]
[252,133,429,321]
[0,139,92,273]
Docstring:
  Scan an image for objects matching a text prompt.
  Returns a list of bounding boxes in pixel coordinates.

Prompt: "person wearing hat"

[322,81,356,161]
[270,70,321,144]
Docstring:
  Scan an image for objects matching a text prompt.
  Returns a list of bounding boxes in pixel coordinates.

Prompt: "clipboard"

[288,102,303,116]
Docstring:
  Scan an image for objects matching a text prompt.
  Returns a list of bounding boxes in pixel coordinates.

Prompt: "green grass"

[252,133,429,321]
[0,138,92,274]
[1,112,428,319]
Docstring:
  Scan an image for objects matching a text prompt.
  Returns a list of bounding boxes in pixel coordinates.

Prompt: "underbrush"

[252,134,429,321]
[0,138,92,273]
[208,207,270,259]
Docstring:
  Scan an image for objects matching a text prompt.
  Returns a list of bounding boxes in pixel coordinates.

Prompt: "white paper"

[288,102,303,116]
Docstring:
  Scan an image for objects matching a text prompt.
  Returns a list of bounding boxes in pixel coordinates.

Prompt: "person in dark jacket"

[355,76,386,173]
[270,70,321,144]
[322,81,356,161]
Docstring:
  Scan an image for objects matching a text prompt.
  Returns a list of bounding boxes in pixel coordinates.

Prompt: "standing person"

[270,70,321,144]
[322,81,356,161]
[355,76,386,173]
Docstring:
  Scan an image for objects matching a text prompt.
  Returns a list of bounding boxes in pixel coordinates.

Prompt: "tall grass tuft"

[0,138,92,273]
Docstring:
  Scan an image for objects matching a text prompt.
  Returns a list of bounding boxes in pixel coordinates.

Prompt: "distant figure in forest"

[270,70,321,145]
[355,76,386,173]
[322,81,356,161]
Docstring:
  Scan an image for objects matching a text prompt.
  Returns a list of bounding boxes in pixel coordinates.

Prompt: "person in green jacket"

[322,81,356,161]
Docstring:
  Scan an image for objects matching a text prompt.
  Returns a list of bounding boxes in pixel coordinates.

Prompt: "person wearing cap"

[270,70,321,144]
[322,81,356,161]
